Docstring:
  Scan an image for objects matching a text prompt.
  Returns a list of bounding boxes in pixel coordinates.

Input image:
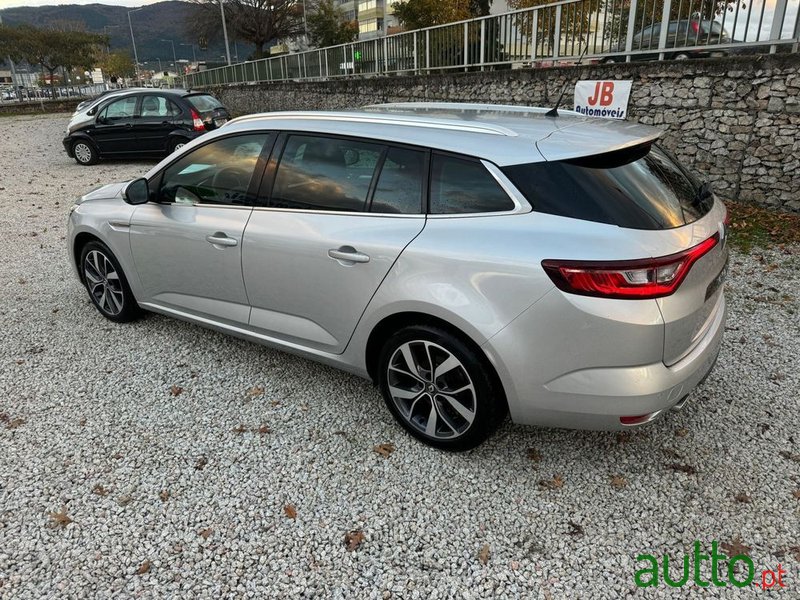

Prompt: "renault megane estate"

[66,102,728,449]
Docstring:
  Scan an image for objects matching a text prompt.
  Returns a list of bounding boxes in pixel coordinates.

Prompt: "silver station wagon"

[67,103,728,450]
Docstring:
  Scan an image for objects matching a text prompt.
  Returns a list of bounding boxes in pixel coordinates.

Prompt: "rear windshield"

[186,94,223,112]
[502,145,713,230]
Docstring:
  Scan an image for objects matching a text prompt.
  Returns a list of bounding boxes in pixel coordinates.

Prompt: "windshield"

[501,145,714,230]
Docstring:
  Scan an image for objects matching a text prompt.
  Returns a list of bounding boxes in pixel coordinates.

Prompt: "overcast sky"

[0,0,163,8]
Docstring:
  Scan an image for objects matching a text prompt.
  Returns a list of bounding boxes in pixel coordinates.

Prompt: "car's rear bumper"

[483,290,726,431]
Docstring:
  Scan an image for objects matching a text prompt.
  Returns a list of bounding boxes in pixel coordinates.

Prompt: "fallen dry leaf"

[232,424,247,434]
[568,521,584,536]
[199,527,213,540]
[789,546,800,562]
[194,456,208,470]
[257,424,271,435]
[159,490,170,502]
[246,386,265,397]
[538,474,564,490]
[6,417,25,430]
[117,495,132,507]
[610,474,627,489]
[721,536,751,557]
[92,484,108,497]
[666,463,697,475]
[779,451,800,464]
[284,504,297,520]
[0,413,8,423]
[49,508,72,528]
[344,529,365,552]
[675,428,689,437]
[792,489,800,500]
[734,493,752,503]
[527,448,542,463]
[169,385,183,397]
[373,443,396,458]
[478,543,490,565]
[616,431,632,444]
[79,418,87,427]
[662,448,683,460]
[136,560,151,575]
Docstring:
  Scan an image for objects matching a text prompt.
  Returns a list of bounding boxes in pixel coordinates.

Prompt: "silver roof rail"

[225,111,518,137]
[365,102,581,117]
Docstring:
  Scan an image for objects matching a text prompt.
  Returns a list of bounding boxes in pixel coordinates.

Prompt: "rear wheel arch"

[365,312,507,406]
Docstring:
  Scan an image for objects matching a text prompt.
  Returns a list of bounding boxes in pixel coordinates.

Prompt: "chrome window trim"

[249,206,426,219]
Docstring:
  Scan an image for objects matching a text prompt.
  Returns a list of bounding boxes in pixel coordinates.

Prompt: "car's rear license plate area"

[705,256,729,301]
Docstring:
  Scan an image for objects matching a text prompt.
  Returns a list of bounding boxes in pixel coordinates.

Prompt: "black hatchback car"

[63,89,229,165]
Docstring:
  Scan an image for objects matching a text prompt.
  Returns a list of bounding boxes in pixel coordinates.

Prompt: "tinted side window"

[159,134,269,206]
[370,147,425,214]
[429,154,514,214]
[271,135,384,212]
[140,95,180,117]
[100,96,137,120]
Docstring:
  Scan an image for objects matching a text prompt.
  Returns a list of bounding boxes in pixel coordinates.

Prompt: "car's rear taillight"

[542,234,719,300]
[190,108,205,131]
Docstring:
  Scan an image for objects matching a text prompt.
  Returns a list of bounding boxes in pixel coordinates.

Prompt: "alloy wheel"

[83,250,124,316]
[386,340,476,440]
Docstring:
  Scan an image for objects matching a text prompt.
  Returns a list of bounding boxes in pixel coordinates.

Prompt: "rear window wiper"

[697,180,714,202]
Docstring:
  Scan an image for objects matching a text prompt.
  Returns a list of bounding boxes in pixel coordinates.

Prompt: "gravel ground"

[0,113,799,599]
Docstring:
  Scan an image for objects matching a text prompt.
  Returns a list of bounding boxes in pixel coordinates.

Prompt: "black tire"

[377,325,506,451]
[79,240,142,323]
[72,139,99,166]
[168,137,189,154]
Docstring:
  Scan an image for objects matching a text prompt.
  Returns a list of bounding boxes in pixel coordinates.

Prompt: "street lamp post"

[161,39,178,72]
[219,0,232,65]
[180,43,197,64]
[127,7,144,83]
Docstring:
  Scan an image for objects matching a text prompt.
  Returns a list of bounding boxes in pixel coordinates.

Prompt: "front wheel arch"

[74,232,102,284]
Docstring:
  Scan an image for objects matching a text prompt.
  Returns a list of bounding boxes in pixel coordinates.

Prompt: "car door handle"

[206,233,238,247]
[328,246,370,264]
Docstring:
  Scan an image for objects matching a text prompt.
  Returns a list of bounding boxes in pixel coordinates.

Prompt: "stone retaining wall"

[209,54,799,211]
[0,99,81,116]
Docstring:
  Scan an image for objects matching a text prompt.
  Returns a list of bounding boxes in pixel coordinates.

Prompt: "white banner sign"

[574,80,632,120]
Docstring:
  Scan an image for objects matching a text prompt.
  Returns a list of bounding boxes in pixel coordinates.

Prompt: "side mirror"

[88,107,97,116]
[122,177,150,205]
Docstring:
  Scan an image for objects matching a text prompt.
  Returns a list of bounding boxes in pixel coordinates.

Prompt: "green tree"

[307,0,358,48]
[391,0,472,31]
[0,24,104,95]
[99,50,136,80]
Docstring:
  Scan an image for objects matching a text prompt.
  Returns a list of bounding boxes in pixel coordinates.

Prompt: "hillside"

[0,1,253,69]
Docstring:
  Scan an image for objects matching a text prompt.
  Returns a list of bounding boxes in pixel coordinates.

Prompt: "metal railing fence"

[185,0,799,88]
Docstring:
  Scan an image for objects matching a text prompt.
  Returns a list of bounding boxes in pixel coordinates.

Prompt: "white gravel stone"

[0,113,798,599]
